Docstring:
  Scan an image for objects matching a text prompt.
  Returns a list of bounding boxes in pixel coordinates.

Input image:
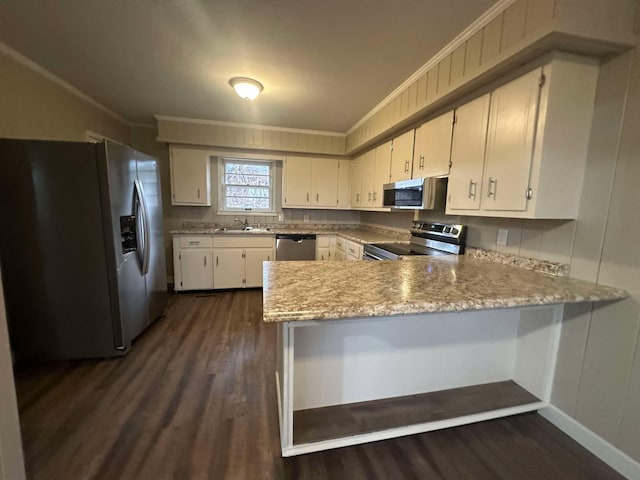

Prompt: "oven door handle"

[363,251,386,261]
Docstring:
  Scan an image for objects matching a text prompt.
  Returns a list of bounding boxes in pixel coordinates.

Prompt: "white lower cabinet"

[244,248,273,287]
[174,235,274,290]
[212,236,275,289]
[316,235,336,261]
[212,248,245,289]
[173,236,214,291]
[333,236,362,261]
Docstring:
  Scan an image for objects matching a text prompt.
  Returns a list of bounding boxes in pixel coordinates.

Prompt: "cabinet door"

[311,158,339,207]
[350,156,363,207]
[213,248,245,289]
[170,147,211,206]
[316,247,331,261]
[447,95,490,210]
[389,130,415,183]
[360,150,376,207]
[482,68,541,211]
[420,111,454,177]
[178,249,213,290]
[244,248,273,288]
[283,157,312,206]
[373,141,392,207]
[337,160,350,208]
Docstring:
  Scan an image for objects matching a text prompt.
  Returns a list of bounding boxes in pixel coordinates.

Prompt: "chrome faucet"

[234,217,250,229]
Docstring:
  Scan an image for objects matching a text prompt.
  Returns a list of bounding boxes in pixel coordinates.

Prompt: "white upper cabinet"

[413,111,454,178]
[389,130,415,183]
[446,54,599,219]
[360,149,376,208]
[283,156,312,206]
[312,158,339,207]
[447,94,490,211]
[337,160,350,208]
[350,155,363,207]
[373,141,392,207]
[169,146,211,206]
[482,68,541,212]
[283,156,348,209]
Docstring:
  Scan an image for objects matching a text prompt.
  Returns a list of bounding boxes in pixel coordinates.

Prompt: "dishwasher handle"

[275,234,317,241]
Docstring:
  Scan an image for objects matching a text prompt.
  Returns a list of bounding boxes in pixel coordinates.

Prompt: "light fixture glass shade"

[229,77,263,100]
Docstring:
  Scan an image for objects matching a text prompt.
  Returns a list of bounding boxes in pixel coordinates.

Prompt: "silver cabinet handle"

[420,154,424,169]
[316,193,319,202]
[404,160,409,173]
[307,192,310,202]
[373,191,377,201]
[356,193,360,202]
[487,177,497,198]
[204,256,207,267]
[368,192,372,201]
[197,188,200,199]
[216,256,219,266]
[468,180,478,199]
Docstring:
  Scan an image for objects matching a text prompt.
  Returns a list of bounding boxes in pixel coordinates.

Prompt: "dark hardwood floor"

[15,291,624,480]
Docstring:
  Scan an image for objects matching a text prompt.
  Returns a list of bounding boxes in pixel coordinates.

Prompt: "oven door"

[363,251,385,260]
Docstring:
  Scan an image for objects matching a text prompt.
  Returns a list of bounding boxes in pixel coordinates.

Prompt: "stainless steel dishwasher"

[275,234,316,261]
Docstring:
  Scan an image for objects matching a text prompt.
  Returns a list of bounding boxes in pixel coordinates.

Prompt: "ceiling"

[0,0,498,132]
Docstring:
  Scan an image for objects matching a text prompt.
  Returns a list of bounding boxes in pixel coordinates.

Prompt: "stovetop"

[368,242,449,257]
[363,221,466,260]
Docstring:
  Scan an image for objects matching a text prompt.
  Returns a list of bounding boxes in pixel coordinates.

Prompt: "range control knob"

[443,226,451,233]
[450,228,458,235]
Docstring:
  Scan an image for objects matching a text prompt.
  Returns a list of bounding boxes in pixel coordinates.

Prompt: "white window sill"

[216,210,278,217]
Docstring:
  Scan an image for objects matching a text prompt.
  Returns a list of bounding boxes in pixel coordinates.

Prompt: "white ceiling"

[0,0,497,132]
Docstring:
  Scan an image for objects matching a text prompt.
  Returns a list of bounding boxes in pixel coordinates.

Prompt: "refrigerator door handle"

[134,179,151,276]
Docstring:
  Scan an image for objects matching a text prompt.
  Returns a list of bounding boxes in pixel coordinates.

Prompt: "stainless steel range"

[363,222,466,260]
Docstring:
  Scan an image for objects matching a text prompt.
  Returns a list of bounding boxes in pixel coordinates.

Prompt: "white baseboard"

[540,406,640,480]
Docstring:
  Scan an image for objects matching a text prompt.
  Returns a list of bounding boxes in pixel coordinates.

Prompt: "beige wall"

[0,273,26,480]
[0,46,132,479]
[0,49,129,143]
[366,46,640,462]
[130,127,360,278]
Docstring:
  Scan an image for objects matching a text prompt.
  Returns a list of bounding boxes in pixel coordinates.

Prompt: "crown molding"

[154,115,347,137]
[347,0,518,135]
[0,40,129,126]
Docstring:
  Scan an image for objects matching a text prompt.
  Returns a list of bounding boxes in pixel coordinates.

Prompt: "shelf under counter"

[293,380,541,446]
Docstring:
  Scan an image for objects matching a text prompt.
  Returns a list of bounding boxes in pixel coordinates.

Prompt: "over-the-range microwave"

[382,177,446,210]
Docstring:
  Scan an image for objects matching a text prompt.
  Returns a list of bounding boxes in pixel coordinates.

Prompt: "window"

[218,158,275,213]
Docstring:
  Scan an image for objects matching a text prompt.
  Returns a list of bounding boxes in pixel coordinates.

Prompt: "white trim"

[346,0,517,135]
[542,305,564,402]
[275,370,284,451]
[0,40,128,126]
[155,115,346,137]
[540,406,640,480]
[217,157,276,215]
[283,401,546,457]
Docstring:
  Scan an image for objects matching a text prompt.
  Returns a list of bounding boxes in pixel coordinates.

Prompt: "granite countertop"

[170,226,407,245]
[262,255,627,323]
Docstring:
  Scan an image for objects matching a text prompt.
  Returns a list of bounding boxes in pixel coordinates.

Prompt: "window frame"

[217,157,276,215]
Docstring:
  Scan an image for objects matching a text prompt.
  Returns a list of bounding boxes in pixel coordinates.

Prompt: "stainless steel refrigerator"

[0,139,168,362]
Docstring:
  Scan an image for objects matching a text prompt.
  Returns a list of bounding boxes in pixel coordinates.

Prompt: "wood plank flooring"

[293,380,540,445]
[15,291,624,480]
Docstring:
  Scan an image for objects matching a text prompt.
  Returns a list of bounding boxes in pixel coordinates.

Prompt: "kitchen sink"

[214,227,272,233]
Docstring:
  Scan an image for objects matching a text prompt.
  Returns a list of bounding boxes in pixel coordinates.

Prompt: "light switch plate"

[497,228,509,246]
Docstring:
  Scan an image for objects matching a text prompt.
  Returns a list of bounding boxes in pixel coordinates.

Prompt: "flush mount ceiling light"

[229,77,263,100]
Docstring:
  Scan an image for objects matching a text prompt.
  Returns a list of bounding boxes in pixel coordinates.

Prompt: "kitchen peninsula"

[263,255,626,457]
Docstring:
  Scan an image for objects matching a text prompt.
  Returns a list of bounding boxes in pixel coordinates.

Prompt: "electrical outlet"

[278,213,284,222]
[497,228,509,246]
[303,214,309,223]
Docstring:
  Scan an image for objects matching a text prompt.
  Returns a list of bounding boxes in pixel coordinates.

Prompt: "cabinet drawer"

[213,236,275,248]
[345,239,363,259]
[178,236,212,248]
[336,236,346,251]
[316,235,331,248]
